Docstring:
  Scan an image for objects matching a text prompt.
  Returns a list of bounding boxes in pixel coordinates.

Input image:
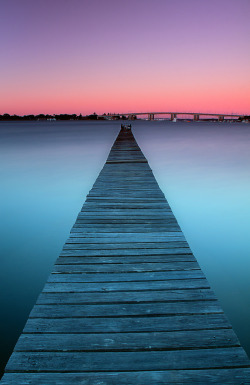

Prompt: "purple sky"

[1,0,249,114]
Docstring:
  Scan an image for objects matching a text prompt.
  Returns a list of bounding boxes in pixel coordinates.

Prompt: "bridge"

[98,111,244,122]
[1,125,250,384]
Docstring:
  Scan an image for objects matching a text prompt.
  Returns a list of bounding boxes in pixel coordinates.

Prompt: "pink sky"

[1,0,249,115]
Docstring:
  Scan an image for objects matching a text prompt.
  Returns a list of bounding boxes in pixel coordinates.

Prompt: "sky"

[1,0,249,115]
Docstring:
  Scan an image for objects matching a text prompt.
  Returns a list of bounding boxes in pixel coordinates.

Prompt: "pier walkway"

[1,127,250,384]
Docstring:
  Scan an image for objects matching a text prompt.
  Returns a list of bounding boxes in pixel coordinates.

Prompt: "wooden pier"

[1,127,250,384]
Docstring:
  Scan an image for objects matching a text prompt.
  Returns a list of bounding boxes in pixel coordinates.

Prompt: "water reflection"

[0,120,249,376]
[133,120,250,356]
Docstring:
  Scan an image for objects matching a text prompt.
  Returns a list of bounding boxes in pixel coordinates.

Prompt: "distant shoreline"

[0,113,249,123]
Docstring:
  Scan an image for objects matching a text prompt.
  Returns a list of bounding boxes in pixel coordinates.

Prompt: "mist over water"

[0,120,250,376]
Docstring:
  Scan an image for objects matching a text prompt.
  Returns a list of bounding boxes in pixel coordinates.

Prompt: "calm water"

[0,120,250,376]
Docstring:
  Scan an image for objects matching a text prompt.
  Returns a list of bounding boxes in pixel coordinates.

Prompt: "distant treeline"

[238,115,250,121]
[0,113,129,121]
[0,113,99,121]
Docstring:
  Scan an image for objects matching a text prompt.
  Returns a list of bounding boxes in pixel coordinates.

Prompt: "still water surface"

[0,120,250,376]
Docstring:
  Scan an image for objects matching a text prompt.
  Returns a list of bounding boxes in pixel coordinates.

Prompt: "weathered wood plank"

[63,241,189,249]
[66,236,186,244]
[74,219,178,224]
[52,261,200,273]
[70,227,181,233]
[29,300,221,318]
[85,197,168,202]
[81,203,171,208]
[55,255,196,264]
[37,288,217,304]
[6,348,249,372]
[75,219,177,225]
[77,213,174,217]
[43,278,209,292]
[60,248,192,256]
[2,369,250,385]
[14,329,240,352]
[47,270,205,283]
[23,313,230,333]
[67,232,184,239]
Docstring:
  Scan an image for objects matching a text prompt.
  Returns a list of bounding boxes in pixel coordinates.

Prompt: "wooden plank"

[81,203,171,208]
[52,261,200,273]
[85,197,168,202]
[62,241,189,249]
[29,300,221,318]
[67,231,183,237]
[55,255,196,265]
[47,270,205,283]
[43,279,209,292]
[75,218,178,223]
[66,235,186,242]
[72,223,180,227]
[60,248,192,256]
[77,212,175,217]
[37,289,217,305]
[23,313,231,333]
[6,348,249,372]
[2,369,250,385]
[14,329,240,352]
[70,227,181,233]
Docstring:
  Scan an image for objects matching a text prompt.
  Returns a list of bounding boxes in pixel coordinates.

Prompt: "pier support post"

[218,115,224,122]
[170,113,177,121]
[194,114,199,121]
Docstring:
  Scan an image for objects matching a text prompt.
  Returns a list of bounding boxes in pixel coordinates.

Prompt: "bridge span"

[98,111,244,122]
